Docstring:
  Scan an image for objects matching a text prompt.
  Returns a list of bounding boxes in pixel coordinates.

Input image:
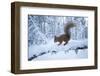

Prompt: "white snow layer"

[28,39,88,60]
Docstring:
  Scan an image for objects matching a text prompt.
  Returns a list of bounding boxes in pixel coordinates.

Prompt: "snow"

[28,39,88,60]
[28,15,88,61]
[32,49,87,60]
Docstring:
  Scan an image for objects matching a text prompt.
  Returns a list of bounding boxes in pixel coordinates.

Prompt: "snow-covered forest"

[28,15,88,61]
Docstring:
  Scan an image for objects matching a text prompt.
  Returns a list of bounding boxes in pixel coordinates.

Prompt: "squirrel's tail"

[64,22,76,33]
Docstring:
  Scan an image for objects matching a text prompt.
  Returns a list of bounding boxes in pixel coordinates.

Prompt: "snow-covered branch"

[28,39,88,61]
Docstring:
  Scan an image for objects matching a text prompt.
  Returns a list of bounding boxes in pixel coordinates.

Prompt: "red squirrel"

[54,22,75,45]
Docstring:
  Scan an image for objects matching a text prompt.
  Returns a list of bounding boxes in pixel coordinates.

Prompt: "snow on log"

[28,39,87,61]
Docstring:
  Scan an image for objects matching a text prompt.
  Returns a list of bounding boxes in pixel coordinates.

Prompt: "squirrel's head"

[54,36,57,42]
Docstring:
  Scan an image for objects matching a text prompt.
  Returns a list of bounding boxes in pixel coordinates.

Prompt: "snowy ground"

[28,39,88,61]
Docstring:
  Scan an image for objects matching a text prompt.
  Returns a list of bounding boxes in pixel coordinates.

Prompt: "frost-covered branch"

[28,39,87,61]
